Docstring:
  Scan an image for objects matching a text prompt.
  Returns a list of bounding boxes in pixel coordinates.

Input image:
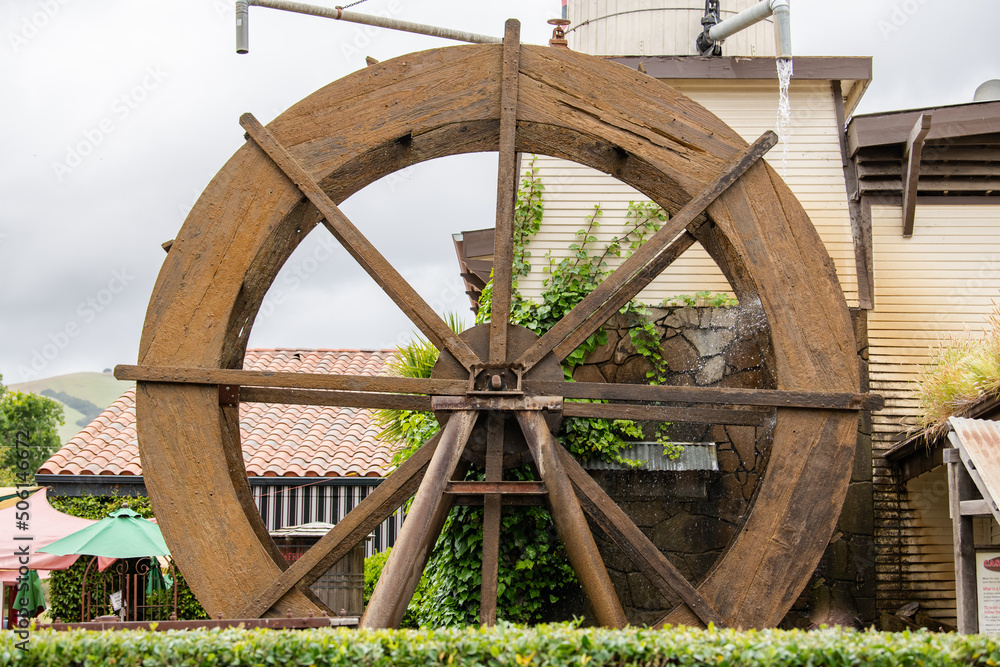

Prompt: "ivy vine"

[372,158,688,626]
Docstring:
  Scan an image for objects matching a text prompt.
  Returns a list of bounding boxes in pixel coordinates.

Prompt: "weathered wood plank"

[117,364,466,396]
[902,113,933,237]
[362,412,476,628]
[488,19,521,366]
[833,80,873,310]
[237,429,443,618]
[562,401,770,426]
[526,380,882,411]
[480,413,505,626]
[240,387,431,411]
[945,447,978,634]
[240,113,481,371]
[518,412,626,628]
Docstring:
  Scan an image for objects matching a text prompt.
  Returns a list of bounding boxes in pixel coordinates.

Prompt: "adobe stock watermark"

[337,0,404,62]
[10,429,35,649]
[7,0,73,53]
[51,65,169,182]
[257,235,340,322]
[16,268,135,381]
[877,0,930,40]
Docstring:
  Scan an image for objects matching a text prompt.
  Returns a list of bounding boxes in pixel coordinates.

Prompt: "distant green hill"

[9,372,133,444]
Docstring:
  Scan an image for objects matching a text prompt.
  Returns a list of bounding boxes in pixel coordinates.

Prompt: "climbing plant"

[373,160,686,626]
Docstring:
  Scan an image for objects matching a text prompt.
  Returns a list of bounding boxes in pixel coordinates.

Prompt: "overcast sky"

[1,0,997,384]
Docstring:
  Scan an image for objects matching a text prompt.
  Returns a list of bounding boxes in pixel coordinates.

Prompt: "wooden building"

[37,349,404,557]
[453,1,1000,627]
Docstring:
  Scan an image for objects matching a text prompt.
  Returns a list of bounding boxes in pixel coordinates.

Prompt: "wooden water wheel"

[117,20,881,629]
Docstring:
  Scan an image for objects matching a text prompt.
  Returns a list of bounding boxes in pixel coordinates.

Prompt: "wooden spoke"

[238,428,445,618]
[555,445,726,628]
[115,364,466,396]
[480,412,505,626]
[562,401,770,426]
[552,231,697,363]
[240,113,481,371]
[525,380,885,412]
[362,411,477,628]
[488,19,521,366]
[514,132,777,373]
[517,411,627,628]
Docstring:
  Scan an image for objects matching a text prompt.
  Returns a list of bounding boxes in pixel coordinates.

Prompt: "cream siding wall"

[567,0,777,57]
[869,205,1000,442]
[518,79,859,308]
[902,468,957,626]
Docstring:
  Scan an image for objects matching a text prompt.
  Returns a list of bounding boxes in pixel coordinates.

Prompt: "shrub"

[4,623,1000,666]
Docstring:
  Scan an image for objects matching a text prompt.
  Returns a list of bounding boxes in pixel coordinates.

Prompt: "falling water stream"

[775,57,793,179]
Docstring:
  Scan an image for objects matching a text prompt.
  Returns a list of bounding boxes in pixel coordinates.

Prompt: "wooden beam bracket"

[218,383,240,407]
[902,112,932,237]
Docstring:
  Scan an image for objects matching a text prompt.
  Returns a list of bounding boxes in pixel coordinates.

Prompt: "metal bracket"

[467,363,524,397]
[219,384,240,406]
[431,395,562,412]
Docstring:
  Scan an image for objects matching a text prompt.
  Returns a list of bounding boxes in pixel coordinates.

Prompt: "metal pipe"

[236,0,249,54]
[703,0,791,58]
[237,0,501,54]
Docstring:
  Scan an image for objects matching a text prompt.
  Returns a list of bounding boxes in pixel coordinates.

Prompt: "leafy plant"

[915,298,1000,437]
[0,374,65,480]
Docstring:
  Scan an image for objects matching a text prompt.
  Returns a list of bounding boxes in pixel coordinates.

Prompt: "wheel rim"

[133,39,861,628]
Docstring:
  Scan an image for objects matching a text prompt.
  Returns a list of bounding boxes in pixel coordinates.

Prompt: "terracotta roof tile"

[39,349,401,479]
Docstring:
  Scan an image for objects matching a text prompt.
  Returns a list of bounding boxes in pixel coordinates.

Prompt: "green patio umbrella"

[145,558,173,595]
[37,507,169,559]
[13,570,45,618]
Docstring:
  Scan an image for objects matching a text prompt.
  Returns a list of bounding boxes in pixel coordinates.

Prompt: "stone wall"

[572,306,874,628]
[572,306,774,626]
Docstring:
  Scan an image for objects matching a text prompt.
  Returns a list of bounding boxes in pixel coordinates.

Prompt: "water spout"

[776,57,793,178]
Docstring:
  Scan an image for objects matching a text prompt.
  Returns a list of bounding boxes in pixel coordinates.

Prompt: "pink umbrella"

[0,488,97,575]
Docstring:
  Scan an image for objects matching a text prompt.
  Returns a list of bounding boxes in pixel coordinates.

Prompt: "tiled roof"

[39,349,398,479]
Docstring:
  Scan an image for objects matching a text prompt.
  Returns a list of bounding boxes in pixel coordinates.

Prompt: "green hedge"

[3,623,1000,666]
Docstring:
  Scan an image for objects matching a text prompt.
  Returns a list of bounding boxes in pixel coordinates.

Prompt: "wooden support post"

[833,80,874,310]
[480,413,505,626]
[362,411,477,628]
[945,446,978,634]
[488,18,520,365]
[902,113,932,237]
[239,113,481,371]
[555,445,726,628]
[238,429,444,618]
[517,412,627,628]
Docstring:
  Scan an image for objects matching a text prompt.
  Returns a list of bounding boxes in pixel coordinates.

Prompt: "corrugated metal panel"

[253,483,403,557]
[950,418,1000,514]
[519,80,858,307]
[581,442,717,471]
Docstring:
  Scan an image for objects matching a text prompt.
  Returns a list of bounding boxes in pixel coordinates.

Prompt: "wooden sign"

[977,551,1000,634]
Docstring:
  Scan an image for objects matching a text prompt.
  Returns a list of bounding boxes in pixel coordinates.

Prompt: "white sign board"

[977,551,1000,635]
[109,590,123,612]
